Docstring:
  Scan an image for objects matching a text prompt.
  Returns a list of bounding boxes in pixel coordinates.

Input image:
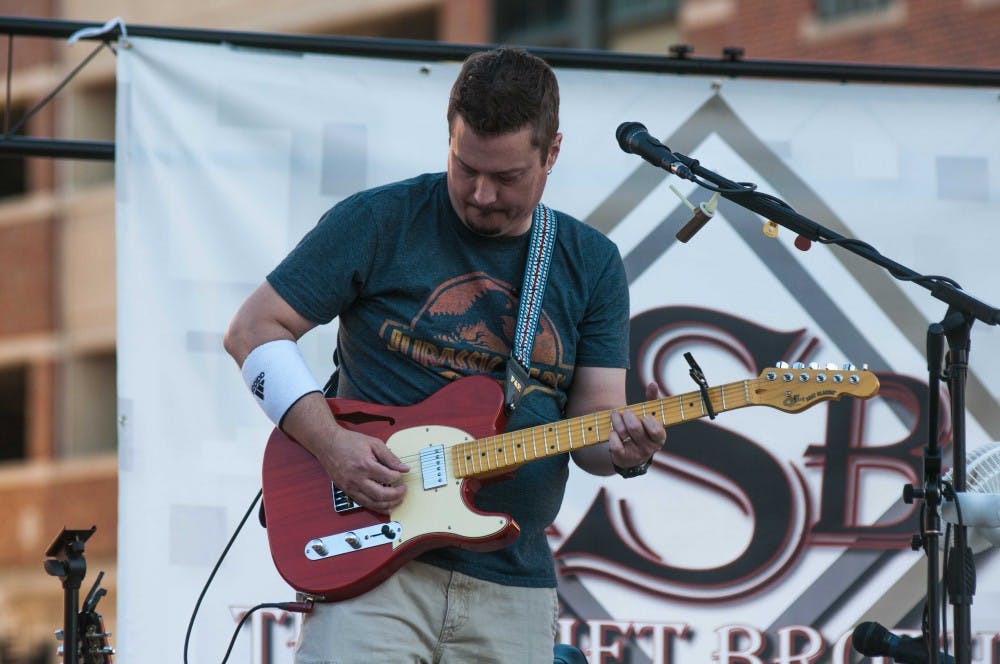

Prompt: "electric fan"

[941,441,1000,553]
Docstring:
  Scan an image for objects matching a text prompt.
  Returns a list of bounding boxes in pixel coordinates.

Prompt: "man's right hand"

[322,426,410,514]
[224,282,410,513]
[281,392,410,514]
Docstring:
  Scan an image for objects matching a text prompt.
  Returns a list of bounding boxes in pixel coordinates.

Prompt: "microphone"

[852,621,955,664]
[616,122,693,179]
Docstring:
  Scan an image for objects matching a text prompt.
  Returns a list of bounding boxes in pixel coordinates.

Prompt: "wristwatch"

[613,455,653,478]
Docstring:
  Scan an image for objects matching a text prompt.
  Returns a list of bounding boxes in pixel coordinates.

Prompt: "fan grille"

[959,441,1000,494]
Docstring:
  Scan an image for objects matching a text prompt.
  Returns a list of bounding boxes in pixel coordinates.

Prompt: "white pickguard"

[387,425,511,548]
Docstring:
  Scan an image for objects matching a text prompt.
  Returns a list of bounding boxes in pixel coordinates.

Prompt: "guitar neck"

[452,378,756,478]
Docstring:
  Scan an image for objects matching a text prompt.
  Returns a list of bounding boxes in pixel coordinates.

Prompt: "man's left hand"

[608,381,667,469]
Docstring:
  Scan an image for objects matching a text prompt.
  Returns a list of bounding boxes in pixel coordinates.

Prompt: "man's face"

[447,116,561,238]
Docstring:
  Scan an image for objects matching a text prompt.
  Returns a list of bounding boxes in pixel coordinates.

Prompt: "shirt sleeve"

[266,193,380,324]
[574,241,630,369]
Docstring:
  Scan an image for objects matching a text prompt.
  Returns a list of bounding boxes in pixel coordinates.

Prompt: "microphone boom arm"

[661,147,1000,327]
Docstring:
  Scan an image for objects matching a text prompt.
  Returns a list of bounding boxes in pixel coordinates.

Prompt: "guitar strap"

[504,202,558,414]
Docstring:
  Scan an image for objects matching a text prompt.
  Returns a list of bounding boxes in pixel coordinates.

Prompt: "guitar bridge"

[420,444,447,490]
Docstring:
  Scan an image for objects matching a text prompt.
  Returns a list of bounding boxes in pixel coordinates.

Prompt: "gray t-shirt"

[268,172,629,587]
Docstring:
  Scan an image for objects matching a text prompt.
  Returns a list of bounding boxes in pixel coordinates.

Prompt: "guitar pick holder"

[627,134,1000,664]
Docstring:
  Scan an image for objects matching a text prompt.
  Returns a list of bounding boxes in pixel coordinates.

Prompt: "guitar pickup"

[305,521,403,560]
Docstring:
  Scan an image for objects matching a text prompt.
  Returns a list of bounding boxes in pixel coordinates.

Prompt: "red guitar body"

[261,375,517,601]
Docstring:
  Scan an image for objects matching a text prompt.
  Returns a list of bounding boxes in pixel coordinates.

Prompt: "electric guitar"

[261,365,879,600]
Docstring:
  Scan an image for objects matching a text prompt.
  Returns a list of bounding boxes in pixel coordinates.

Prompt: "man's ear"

[546,132,563,169]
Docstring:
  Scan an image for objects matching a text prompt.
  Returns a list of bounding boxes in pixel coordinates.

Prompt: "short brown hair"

[447,47,560,161]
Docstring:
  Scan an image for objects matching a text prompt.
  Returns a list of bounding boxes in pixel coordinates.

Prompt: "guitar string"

[374,380,758,489]
[337,371,870,491]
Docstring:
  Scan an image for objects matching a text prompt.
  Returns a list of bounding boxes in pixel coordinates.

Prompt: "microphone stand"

[656,147,1000,664]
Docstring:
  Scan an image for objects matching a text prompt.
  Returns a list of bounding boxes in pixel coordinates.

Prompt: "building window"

[816,0,892,20]
[67,85,115,189]
[495,0,678,48]
[0,366,27,463]
[0,106,28,200]
[495,0,574,46]
[61,351,117,457]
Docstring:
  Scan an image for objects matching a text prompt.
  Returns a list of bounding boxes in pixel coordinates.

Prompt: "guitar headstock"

[752,363,879,412]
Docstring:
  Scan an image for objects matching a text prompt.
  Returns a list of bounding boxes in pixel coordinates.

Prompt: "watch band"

[613,456,653,478]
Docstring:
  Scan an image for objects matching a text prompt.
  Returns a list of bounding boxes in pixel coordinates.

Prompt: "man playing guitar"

[225,46,666,663]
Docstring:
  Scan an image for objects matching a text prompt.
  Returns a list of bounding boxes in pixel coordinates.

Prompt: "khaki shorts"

[294,560,559,664]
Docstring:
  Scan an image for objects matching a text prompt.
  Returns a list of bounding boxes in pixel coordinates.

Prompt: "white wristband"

[241,339,322,427]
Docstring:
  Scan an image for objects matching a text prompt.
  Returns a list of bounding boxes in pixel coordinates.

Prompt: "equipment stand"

[635,133,1000,664]
[44,526,97,664]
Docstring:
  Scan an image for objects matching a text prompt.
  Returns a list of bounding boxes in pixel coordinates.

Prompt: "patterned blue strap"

[505,203,558,413]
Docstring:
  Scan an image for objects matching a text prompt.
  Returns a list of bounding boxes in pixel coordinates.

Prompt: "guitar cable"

[183,488,313,664]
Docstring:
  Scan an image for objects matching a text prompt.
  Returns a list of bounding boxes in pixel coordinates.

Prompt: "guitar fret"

[447,371,869,479]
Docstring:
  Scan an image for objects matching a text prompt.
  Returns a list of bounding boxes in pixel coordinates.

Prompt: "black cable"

[218,599,314,663]
[943,520,952,658]
[183,488,262,664]
[941,480,962,661]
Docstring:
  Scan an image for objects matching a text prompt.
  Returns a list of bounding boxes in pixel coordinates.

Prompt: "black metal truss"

[2,14,1000,161]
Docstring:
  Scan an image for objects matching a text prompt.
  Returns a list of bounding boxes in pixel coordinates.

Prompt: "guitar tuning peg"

[775,361,790,368]
[807,362,819,370]
[841,363,856,370]
[792,362,806,369]
[825,362,839,370]
[861,363,869,370]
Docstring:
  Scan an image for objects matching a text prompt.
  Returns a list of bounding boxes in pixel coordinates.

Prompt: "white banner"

[116,37,1000,663]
